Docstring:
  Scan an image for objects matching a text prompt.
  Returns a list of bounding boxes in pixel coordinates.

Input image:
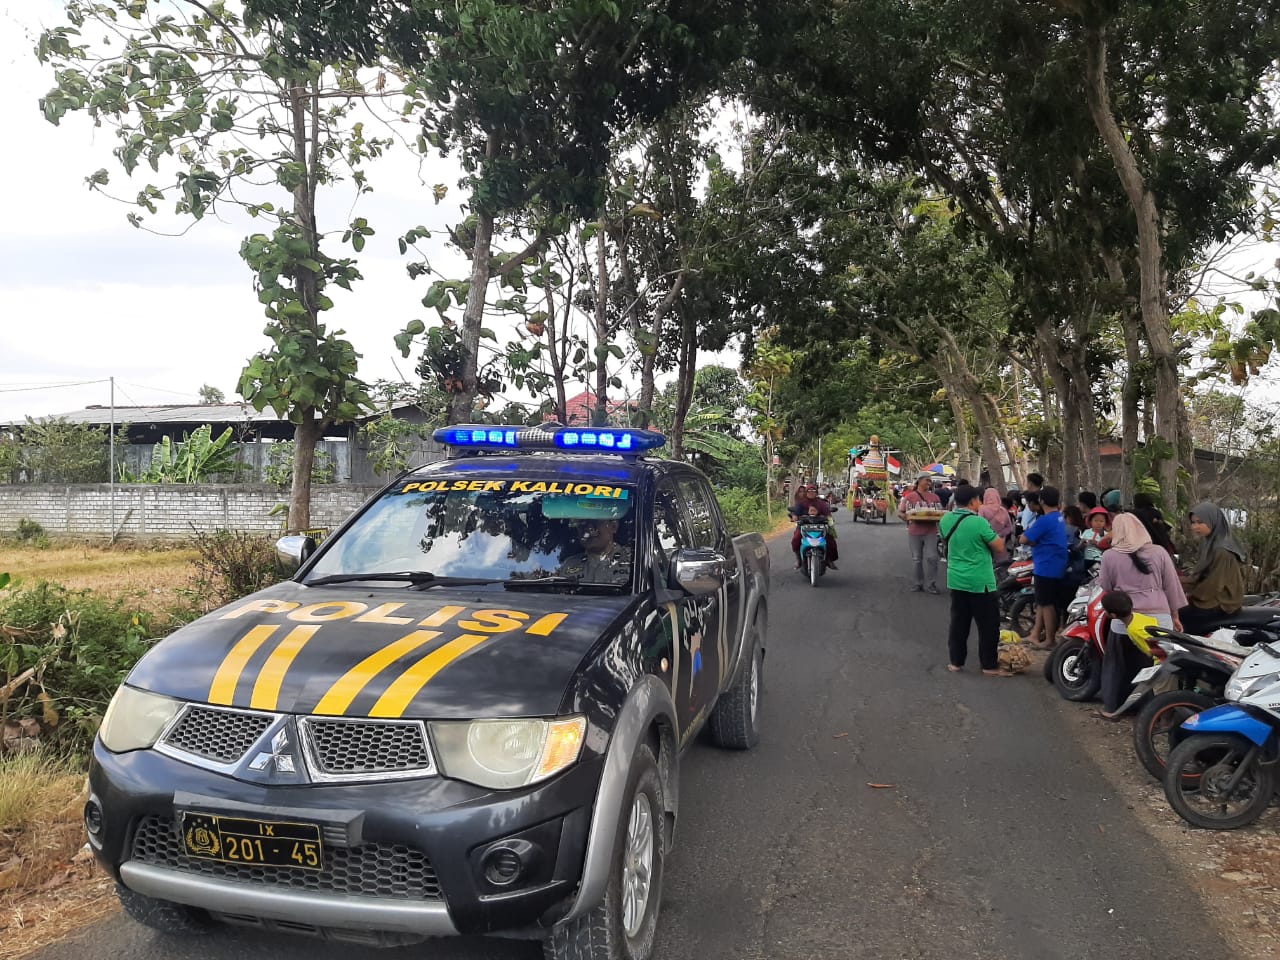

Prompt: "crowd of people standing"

[892,470,1250,683]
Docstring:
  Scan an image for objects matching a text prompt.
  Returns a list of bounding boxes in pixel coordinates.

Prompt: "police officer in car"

[560,518,632,584]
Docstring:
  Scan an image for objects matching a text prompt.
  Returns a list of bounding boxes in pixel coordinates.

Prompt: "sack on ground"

[998,642,1032,675]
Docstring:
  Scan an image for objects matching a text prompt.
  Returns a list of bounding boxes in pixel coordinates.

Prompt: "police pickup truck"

[86,424,771,960]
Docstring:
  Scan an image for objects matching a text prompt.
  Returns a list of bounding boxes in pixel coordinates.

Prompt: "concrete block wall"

[0,484,383,540]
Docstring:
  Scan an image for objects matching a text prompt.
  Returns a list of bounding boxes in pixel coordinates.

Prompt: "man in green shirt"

[939,485,1009,675]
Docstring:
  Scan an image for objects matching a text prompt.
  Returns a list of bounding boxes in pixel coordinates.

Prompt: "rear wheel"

[1134,690,1218,781]
[1051,638,1102,702]
[709,639,762,750]
[1163,734,1274,830]
[1006,594,1037,636]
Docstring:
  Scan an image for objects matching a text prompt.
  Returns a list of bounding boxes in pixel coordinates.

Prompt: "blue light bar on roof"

[433,424,665,455]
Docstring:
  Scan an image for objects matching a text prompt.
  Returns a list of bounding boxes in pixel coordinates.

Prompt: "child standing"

[1080,506,1111,563]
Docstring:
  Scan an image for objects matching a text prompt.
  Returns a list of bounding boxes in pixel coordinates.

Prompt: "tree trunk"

[449,197,496,425]
[287,84,322,529]
[593,224,610,427]
[1120,314,1142,506]
[638,271,687,425]
[543,279,569,424]
[289,414,321,532]
[1082,24,1182,506]
[670,312,698,460]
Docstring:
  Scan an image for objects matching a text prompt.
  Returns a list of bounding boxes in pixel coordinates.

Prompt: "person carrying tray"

[899,473,943,593]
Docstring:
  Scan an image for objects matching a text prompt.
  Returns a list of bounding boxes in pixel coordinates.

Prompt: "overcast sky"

[0,1,490,424]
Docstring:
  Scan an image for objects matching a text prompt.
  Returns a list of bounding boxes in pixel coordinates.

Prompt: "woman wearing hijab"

[1098,514,1186,630]
[1179,501,1247,635]
[1095,514,1187,719]
[980,488,1014,542]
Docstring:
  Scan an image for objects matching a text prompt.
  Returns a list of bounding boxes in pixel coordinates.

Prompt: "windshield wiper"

[306,572,501,587]
[503,575,626,592]
[503,575,582,588]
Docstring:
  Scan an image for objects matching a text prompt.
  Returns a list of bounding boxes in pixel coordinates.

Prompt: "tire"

[808,551,821,587]
[1051,638,1102,702]
[1133,690,1218,781]
[1163,734,1274,830]
[709,640,762,750]
[544,745,665,960]
[116,884,209,935]
[1006,594,1037,636]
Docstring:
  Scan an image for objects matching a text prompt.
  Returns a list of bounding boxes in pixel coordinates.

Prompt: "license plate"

[180,813,323,871]
[1132,665,1160,684]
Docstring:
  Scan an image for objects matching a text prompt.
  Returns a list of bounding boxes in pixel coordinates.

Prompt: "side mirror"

[275,535,317,575]
[671,548,728,597]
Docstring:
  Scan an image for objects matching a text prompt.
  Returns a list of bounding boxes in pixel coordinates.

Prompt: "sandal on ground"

[982,669,1015,677]
[1027,639,1056,651]
[1091,710,1124,722]
[947,664,963,673]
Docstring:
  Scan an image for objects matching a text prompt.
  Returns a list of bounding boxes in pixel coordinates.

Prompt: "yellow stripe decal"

[250,626,321,711]
[209,625,278,704]
[312,630,442,716]
[369,634,489,718]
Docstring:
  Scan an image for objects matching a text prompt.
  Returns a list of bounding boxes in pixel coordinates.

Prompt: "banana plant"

[136,426,239,483]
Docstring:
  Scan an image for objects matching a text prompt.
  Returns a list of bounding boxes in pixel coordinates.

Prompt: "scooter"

[1000,547,1035,632]
[1127,616,1280,781]
[1164,640,1280,829]
[796,516,831,587]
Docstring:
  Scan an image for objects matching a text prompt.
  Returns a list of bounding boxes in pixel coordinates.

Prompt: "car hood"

[127,582,636,719]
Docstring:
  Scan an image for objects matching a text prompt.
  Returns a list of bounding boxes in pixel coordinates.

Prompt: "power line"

[0,379,111,393]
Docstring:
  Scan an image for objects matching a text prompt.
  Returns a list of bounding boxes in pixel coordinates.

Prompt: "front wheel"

[1163,734,1274,830]
[808,550,822,587]
[1133,690,1219,781]
[544,745,666,960]
[1051,638,1102,702]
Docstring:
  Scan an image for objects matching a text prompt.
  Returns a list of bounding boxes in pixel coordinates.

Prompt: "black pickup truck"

[85,424,770,960]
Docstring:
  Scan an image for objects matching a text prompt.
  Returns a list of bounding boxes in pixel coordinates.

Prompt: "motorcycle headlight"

[98,686,183,753]
[1226,672,1280,702]
[430,717,587,790]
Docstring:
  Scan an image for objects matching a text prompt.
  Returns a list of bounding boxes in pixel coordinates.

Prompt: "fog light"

[84,800,103,836]
[482,840,534,887]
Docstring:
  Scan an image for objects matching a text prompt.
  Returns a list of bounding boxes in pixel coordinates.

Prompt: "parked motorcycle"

[796,516,831,587]
[1000,547,1035,633]
[1049,586,1109,701]
[1127,614,1280,780]
[1164,639,1280,829]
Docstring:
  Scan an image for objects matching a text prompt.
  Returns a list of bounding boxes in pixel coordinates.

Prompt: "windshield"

[306,477,638,588]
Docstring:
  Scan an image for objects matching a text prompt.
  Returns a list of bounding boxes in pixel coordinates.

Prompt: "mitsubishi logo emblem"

[248,728,296,774]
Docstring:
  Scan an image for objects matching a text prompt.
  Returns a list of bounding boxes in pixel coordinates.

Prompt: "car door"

[673,473,732,732]
[650,476,717,741]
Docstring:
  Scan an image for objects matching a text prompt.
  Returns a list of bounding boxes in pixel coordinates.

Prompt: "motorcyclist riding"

[790,483,839,570]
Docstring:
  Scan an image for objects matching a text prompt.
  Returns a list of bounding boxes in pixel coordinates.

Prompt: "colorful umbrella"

[922,463,956,476]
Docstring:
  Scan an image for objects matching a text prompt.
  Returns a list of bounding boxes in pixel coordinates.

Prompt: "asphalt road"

[36,514,1229,960]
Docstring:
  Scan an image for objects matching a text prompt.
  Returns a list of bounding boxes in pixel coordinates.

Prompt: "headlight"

[430,717,587,790]
[1226,672,1280,703]
[98,686,183,753]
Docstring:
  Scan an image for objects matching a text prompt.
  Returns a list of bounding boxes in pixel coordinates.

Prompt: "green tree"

[16,419,112,484]
[198,385,226,404]
[250,0,748,424]
[37,0,392,529]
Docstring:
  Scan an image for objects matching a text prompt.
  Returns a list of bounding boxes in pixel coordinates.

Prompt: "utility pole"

[109,376,115,541]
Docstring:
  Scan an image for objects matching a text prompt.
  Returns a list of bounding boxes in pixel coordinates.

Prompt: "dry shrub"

[183,529,281,611]
[0,751,85,899]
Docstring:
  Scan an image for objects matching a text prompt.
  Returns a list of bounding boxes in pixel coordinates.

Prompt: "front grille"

[162,706,274,764]
[301,719,433,778]
[131,816,441,901]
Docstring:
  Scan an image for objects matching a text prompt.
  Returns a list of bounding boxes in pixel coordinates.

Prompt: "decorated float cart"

[849,436,895,523]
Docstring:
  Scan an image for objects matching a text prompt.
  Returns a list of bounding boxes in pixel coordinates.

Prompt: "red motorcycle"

[1050,589,1131,701]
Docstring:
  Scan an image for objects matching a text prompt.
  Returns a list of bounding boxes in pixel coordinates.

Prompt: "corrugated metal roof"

[19,404,289,427]
[3,402,430,429]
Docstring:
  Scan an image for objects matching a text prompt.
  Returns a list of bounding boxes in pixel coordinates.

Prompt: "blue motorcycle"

[1164,640,1280,829]
[796,516,831,587]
